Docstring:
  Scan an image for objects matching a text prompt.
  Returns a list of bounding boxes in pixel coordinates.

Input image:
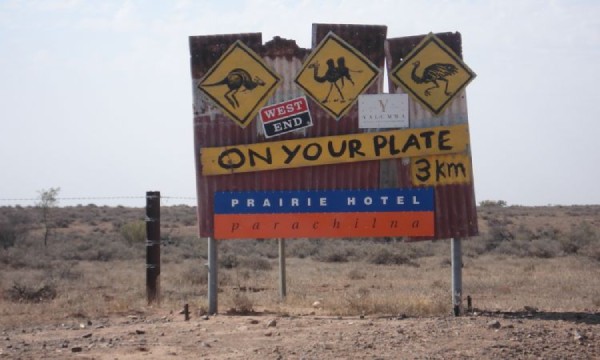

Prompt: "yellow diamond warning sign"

[295,32,380,120]
[390,33,476,115]
[198,41,281,128]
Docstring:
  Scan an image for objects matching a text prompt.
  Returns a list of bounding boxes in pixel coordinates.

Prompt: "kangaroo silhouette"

[411,61,458,96]
[201,68,265,108]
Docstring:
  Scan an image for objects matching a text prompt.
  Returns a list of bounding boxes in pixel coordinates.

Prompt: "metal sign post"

[279,239,287,299]
[207,236,218,314]
[451,238,463,315]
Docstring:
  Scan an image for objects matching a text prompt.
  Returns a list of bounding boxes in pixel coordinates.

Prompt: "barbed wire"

[0,196,196,202]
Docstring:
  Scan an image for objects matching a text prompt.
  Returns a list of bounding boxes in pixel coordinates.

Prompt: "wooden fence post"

[146,191,160,305]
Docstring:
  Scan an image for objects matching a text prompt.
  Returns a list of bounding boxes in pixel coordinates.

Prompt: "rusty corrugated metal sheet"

[191,24,387,237]
[385,32,478,240]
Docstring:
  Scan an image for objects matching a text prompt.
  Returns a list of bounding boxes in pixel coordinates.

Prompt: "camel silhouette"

[336,57,362,88]
[201,68,265,108]
[308,59,348,104]
[411,60,458,96]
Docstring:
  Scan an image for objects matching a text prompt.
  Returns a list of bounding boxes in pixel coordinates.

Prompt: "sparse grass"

[0,204,599,327]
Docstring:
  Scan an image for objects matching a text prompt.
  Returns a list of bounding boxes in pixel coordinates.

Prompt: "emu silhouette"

[202,68,265,108]
[308,59,345,104]
[411,60,458,96]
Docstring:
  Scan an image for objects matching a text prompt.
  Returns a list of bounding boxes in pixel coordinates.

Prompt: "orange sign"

[214,189,435,239]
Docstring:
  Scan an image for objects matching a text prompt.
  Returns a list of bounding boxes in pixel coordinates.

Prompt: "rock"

[267,319,277,327]
[573,330,587,343]
[248,319,259,325]
[523,306,538,313]
[135,329,145,335]
[71,346,83,353]
[487,320,501,329]
[264,331,273,337]
[312,301,322,308]
[82,333,92,339]
[202,315,209,321]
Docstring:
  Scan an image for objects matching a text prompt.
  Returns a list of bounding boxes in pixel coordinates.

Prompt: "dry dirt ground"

[2,309,599,359]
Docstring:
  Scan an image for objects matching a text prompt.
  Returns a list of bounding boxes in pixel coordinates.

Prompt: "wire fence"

[0,195,197,206]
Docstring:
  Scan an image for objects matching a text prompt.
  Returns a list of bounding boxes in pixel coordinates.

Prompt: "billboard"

[190,25,477,240]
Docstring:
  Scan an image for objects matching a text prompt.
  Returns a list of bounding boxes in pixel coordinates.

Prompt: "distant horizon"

[1,1,599,207]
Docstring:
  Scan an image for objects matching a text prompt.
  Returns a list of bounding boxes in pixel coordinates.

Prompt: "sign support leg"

[208,236,218,314]
[278,239,287,299]
[451,238,463,316]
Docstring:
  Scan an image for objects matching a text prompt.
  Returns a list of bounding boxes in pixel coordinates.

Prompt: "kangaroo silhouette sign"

[295,32,380,120]
[390,33,476,115]
[198,40,281,128]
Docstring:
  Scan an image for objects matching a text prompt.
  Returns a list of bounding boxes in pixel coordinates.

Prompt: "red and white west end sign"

[259,96,313,138]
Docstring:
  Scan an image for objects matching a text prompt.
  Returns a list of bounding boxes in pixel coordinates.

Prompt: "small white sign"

[358,94,409,129]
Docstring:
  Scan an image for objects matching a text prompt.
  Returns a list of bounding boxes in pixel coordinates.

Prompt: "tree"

[37,187,60,247]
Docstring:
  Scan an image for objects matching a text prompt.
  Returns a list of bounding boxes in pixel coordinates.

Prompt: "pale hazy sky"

[1,0,599,207]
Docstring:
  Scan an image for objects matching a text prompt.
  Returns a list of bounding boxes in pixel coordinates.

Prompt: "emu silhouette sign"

[295,32,380,120]
[198,41,281,128]
[390,33,476,115]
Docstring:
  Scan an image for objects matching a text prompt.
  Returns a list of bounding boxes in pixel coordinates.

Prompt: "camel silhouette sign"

[295,32,380,120]
[390,33,476,115]
[198,41,281,128]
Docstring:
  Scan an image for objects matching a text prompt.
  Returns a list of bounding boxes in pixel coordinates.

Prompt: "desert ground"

[1,203,599,359]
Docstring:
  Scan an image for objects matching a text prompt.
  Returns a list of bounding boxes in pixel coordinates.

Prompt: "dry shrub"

[561,221,597,254]
[181,264,208,285]
[313,240,357,263]
[239,256,272,271]
[347,268,366,280]
[51,262,83,281]
[6,282,57,303]
[219,253,239,268]
[333,289,447,316]
[315,249,349,263]
[231,292,253,313]
[493,238,561,258]
[287,239,320,258]
[119,221,146,246]
[367,247,418,266]
[586,243,600,262]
